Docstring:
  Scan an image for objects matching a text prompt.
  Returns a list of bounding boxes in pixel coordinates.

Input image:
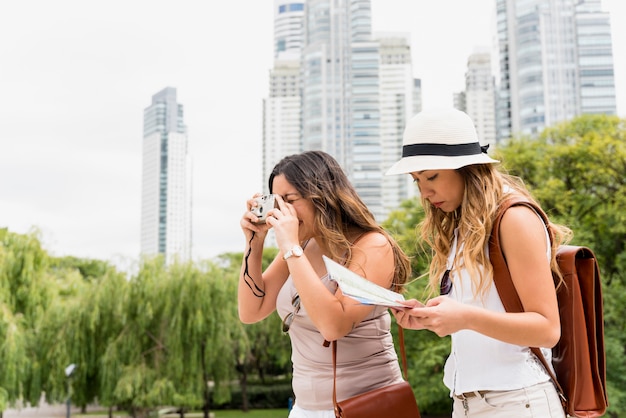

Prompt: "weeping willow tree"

[158,260,239,418]
[97,257,241,418]
[34,261,128,414]
[0,305,28,412]
[98,256,169,417]
[217,249,293,412]
[0,229,297,417]
[0,228,59,412]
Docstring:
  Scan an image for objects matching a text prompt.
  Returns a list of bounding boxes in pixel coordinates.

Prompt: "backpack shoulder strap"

[488,197,565,399]
[488,196,550,313]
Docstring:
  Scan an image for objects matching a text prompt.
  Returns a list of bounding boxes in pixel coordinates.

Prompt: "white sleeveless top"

[442,216,553,396]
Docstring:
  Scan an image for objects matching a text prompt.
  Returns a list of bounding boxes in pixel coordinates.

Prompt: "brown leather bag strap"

[332,340,339,414]
[332,323,409,413]
[333,231,410,413]
[488,197,566,402]
[398,326,409,380]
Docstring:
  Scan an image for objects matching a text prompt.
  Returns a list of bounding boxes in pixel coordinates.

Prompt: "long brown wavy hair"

[269,151,412,292]
[420,164,572,298]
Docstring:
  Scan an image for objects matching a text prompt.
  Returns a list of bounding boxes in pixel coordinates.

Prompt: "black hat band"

[402,142,489,158]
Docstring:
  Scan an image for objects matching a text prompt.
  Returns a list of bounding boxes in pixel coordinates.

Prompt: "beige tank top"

[276,272,403,410]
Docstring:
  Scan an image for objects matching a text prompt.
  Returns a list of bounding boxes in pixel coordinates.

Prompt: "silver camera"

[250,194,278,223]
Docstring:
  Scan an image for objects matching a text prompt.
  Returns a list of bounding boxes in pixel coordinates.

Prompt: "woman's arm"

[486,205,561,347]
[287,232,396,342]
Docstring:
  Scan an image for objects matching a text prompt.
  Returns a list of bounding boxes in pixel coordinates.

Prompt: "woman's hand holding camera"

[242,194,300,251]
[241,193,273,239]
[263,196,300,254]
[242,194,299,243]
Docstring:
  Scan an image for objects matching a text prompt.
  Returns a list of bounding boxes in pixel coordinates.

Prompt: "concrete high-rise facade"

[464,50,497,149]
[263,1,305,190]
[575,0,617,115]
[141,87,192,264]
[494,0,616,141]
[263,0,420,221]
[274,1,305,61]
[376,33,422,217]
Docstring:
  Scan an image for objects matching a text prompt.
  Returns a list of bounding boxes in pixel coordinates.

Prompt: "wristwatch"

[283,245,304,260]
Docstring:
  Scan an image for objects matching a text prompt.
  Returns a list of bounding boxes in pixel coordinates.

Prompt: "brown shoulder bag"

[332,326,421,418]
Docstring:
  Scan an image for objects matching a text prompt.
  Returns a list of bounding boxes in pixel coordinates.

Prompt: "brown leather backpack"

[489,197,608,417]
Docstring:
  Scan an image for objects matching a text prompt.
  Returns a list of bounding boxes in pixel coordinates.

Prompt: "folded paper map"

[323,255,406,308]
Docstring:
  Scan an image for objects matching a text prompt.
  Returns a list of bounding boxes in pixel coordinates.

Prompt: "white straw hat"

[386,108,499,175]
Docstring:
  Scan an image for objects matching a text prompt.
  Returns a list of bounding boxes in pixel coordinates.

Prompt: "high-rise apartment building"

[575,0,617,115]
[140,87,192,264]
[464,50,497,149]
[265,0,420,221]
[376,32,422,217]
[263,1,305,189]
[494,0,616,140]
[274,1,305,61]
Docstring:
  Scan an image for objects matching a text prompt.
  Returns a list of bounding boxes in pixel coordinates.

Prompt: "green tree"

[99,256,169,417]
[497,114,626,416]
[49,255,114,282]
[0,304,27,412]
[35,260,129,415]
[159,260,240,418]
[498,114,626,276]
[34,269,87,404]
[96,257,245,418]
[0,229,55,411]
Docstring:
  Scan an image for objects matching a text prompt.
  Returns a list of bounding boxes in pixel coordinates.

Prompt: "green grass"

[214,410,288,418]
[74,409,289,418]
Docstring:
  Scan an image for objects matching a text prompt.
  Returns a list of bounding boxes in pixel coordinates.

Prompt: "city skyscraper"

[459,49,497,149]
[140,87,192,264]
[376,32,422,217]
[494,0,616,140]
[264,0,420,221]
[263,1,305,188]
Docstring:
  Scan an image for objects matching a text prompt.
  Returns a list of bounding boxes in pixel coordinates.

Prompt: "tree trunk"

[240,367,249,412]
[201,341,211,418]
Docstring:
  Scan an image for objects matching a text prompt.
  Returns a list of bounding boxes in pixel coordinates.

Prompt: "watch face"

[283,245,304,260]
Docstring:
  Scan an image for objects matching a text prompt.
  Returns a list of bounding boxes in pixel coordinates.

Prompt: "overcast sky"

[1,0,624,270]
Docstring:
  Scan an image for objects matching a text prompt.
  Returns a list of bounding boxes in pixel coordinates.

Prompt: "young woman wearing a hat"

[388,108,570,417]
[238,150,412,418]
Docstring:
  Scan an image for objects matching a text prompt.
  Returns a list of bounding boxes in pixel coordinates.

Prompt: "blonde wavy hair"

[420,164,572,298]
[269,151,412,292]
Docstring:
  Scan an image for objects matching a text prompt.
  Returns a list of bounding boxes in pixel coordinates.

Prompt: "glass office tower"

[494,0,616,140]
[299,0,419,220]
[141,87,192,264]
